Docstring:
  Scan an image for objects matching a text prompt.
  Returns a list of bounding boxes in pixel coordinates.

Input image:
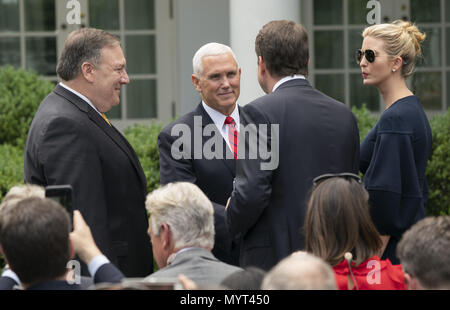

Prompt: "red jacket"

[333,256,407,290]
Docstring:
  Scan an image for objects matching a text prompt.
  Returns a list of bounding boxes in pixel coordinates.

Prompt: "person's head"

[56,28,129,113]
[255,20,309,93]
[0,197,72,288]
[0,184,45,210]
[261,251,336,290]
[397,216,450,290]
[305,174,382,266]
[191,42,241,116]
[145,182,215,269]
[221,267,266,290]
[358,20,426,86]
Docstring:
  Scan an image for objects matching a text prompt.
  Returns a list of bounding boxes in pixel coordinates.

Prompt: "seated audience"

[221,267,266,290]
[144,182,243,285]
[304,173,407,290]
[397,216,450,290]
[68,182,242,287]
[261,251,337,290]
[0,184,45,289]
[0,195,122,290]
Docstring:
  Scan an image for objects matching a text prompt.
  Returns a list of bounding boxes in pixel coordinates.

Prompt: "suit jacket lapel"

[87,109,147,190]
[54,85,147,191]
[196,104,236,176]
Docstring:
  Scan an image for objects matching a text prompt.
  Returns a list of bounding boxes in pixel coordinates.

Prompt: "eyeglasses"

[313,173,362,188]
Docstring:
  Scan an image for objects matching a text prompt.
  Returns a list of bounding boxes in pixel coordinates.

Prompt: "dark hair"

[255,20,309,77]
[0,197,71,285]
[56,27,120,81]
[305,178,382,266]
[397,216,450,289]
[221,267,266,290]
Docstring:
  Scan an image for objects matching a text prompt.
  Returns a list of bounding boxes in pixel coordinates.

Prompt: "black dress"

[360,95,432,264]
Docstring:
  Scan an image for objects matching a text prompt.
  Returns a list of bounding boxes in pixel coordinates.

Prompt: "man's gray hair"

[0,184,45,211]
[262,251,337,290]
[192,42,239,76]
[397,216,450,289]
[146,182,215,250]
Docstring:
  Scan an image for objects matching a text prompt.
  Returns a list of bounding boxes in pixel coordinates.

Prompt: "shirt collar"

[59,82,101,116]
[272,74,306,92]
[201,101,240,131]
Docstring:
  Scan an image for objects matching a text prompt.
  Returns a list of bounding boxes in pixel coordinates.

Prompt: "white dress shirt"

[272,74,306,93]
[201,101,240,151]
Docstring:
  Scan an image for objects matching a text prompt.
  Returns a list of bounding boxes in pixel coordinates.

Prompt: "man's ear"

[192,74,202,93]
[160,223,172,251]
[81,62,96,83]
[258,56,266,74]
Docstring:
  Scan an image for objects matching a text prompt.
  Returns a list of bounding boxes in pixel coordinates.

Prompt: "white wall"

[230,0,301,106]
[174,0,230,116]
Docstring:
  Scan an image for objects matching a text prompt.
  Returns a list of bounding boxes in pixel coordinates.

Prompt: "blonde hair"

[362,20,426,77]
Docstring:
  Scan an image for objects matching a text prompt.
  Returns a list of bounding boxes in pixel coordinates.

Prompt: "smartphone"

[45,185,74,229]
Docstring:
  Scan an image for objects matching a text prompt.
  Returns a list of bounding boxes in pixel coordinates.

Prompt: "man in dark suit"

[24,28,152,277]
[158,43,242,266]
[0,197,124,290]
[226,20,360,271]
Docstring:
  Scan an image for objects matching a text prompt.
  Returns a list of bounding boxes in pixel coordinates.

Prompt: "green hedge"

[124,122,162,194]
[0,66,55,148]
[426,110,450,216]
[0,144,24,202]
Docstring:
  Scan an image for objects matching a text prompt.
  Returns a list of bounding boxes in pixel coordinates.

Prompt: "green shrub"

[0,66,54,148]
[426,109,450,216]
[352,104,378,141]
[124,122,163,194]
[0,144,24,202]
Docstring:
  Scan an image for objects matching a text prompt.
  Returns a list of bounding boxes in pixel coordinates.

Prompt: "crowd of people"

[0,18,448,291]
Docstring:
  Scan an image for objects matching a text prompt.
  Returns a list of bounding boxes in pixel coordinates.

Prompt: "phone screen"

[45,185,74,230]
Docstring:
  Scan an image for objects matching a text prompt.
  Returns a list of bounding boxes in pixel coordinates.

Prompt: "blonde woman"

[357,21,432,264]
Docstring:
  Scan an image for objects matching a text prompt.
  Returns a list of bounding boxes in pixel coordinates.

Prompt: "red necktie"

[224,116,238,159]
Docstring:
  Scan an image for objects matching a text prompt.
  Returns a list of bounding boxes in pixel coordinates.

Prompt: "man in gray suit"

[144,182,242,286]
[68,182,242,287]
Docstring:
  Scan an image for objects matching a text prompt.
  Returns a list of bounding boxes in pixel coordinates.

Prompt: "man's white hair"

[0,184,45,211]
[262,251,337,290]
[145,182,215,250]
[192,42,239,76]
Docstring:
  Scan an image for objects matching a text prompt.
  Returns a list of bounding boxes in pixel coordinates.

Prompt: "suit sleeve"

[158,130,197,185]
[226,104,275,241]
[37,116,112,257]
[94,263,125,284]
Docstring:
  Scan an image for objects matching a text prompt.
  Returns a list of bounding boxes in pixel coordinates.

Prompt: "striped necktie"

[224,116,238,159]
[101,113,111,126]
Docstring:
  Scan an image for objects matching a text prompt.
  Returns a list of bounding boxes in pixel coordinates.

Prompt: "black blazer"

[158,103,241,266]
[24,85,153,277]
[226,79,360,270]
